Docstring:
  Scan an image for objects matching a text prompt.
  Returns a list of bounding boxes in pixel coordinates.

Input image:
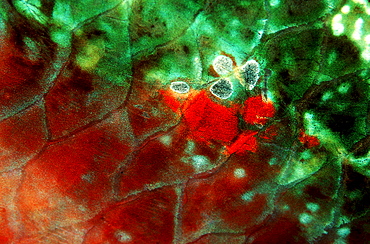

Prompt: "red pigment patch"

[226,130,258,155]
[243,95,275,125]
[83,187,176,244]
[299,131,320,148]
[259,125,278,140]
[127,83,179,139]
[183,91,239,143]
[159,89,181,112]
[0,208,13,243]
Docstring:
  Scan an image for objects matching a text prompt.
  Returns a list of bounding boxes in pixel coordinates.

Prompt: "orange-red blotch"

[226,130,258,155]
[183,91,239,143]
[159,89,182,112]
[299,131,320,148]
[243,95,275,125]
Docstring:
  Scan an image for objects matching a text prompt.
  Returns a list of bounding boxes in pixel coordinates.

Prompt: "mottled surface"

[0,0,369,243]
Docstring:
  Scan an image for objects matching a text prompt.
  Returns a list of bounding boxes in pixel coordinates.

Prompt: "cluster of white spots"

[241,191,254,201]
[240,60,260,90]
[210,78,233,99]
[341,5,350,14]
[234,168,246,178]
[352,18,364,40]
[115,230,132,243]
[306,202,320,212]
[170,81,190,94]
[212,55,234,75]
[332,14,345,36]
[299,213,313,225]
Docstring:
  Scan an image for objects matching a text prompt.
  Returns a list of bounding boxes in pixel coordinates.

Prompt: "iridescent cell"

[170,81,190,94]
[240,60,260,90]
[210,78,233,99]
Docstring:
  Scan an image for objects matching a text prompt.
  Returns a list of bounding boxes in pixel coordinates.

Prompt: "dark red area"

[248,216,307,244]
[0,32,47,117]
[243,95,275,125]
[299,131,320,148]
[83,186,177,244]
[45,64,128,139]
[227,130,258,155]
[183,91,239,143]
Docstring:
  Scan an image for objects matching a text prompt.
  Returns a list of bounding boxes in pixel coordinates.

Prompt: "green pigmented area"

[129,0,204,59]
[266,0,338,34]
[299,213,313,224]
[241,191,254,202]
[13,0,48,25]
[52,0,121,30]
[276,149,327,185]
[330,1,370,62]
[310,74,369,150]
[306,202,320,212]
[256,26,323,102]
[74,3,132,86]
[50,29,71,48]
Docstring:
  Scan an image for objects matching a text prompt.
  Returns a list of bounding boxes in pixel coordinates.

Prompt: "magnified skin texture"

[0,0,369,243]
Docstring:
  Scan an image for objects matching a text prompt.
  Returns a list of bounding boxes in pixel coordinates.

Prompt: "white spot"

[299,213,313,224]
[337,227,351,237]
[332,14,344,36]
[364,34,370,44]
[170,81,190,94]
[352,0,367,4]
[341,5,350,14]
[234,168,246,178]
[352,18,364,40]
[115,231,132,243]
[185,140,195,154]
[188,155,211,172]
[269,0,280,7]
[159,135,172,146]
[212,55,233,75]
[338,83,350,94]
[306,202,320,212]
[194,57,203,80]
[241,192,254,201]
[362,47,370,61]
[322,91,333,101]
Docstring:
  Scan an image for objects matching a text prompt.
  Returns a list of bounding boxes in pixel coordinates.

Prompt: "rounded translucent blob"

[210,78,233,99]
[170,81,190,94]
[212,55,233,75]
